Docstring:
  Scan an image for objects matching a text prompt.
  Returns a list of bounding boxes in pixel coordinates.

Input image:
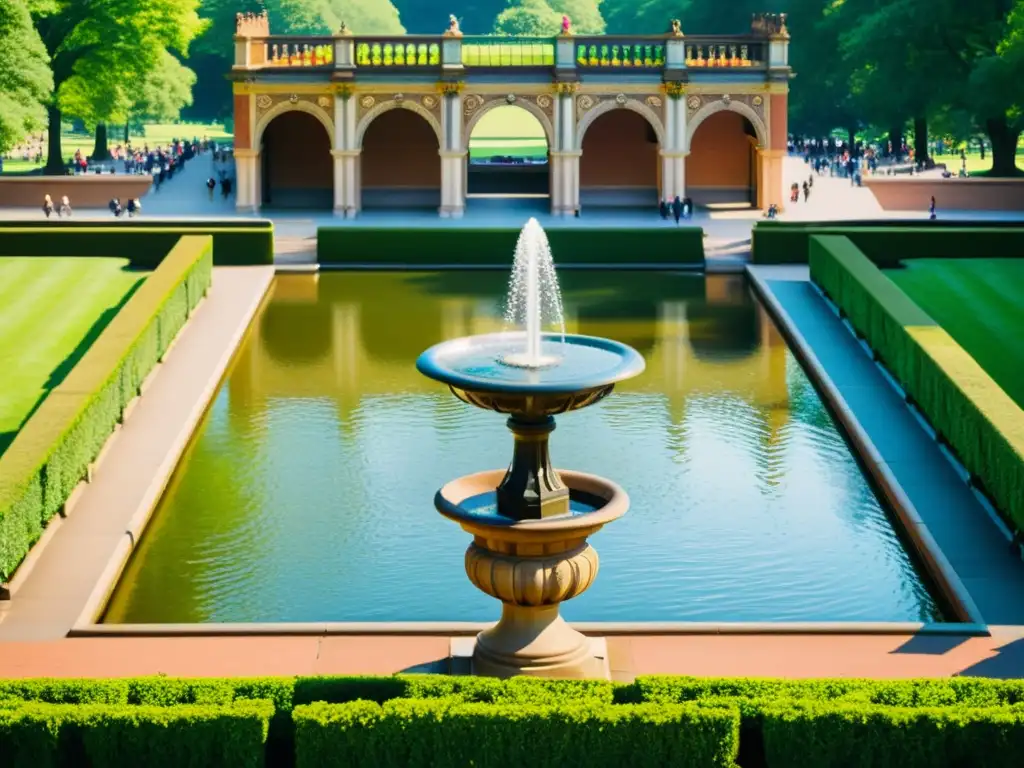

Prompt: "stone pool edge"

[746,264,985,629]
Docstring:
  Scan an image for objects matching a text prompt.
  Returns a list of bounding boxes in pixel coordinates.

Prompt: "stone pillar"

[660,92,687,202]
[550,91,579,215]
[758,149,786,211]
[234,148,260,212]
[440,90,466,217]
[333,92,359,217]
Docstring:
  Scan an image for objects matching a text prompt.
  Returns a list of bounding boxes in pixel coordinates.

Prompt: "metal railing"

[462,36,555,67]
[353,37,442,67]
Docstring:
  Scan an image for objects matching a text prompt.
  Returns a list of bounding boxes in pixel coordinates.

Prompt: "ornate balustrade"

[462,36,555,67]
[684,37,767,68]
[258,37,335,68]
[574,37,666,69]
[353,36,442,68]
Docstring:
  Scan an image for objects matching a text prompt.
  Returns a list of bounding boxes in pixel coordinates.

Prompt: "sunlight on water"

[103,272,942,624]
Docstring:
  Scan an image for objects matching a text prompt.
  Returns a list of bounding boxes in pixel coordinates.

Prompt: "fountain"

[416,218,645,678]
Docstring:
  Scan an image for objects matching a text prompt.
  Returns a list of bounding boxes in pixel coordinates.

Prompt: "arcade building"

[229,13,792,217]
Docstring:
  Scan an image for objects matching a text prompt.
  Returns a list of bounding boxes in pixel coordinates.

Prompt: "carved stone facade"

[686,92,765,126]
[355,92,442,123]
[255,93,335,122]
[575,93,665,126]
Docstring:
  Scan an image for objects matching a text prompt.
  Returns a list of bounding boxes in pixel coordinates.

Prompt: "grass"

[468,105,547,159]
[887,258,1024,410]
[0,257,146,455]
[930,149,1024,175]
[2,122,233,173]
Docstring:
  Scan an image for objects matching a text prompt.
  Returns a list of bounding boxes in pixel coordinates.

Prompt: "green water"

[104,271,941,624]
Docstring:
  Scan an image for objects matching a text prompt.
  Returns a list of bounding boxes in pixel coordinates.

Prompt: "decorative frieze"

[355,92,442,120]
[686,92,766,124]
[255,93,335,120]
[575,93,666,124]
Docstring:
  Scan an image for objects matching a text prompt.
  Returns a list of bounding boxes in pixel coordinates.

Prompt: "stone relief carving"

[255,93,334,121]
[535,93,553,118]
[354,92,441,121]
[422,95,438,110]
[463,94,485,116]
[576,94,665,123]
[255,94,273,111]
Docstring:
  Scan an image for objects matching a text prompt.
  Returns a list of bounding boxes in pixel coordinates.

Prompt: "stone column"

[758,149,786,211]
[550,90,579,215]
[439,89,466,217]
[660,91,687,202]
[659,151,688,202]
[333,91,359,217]
[234,148,260,212]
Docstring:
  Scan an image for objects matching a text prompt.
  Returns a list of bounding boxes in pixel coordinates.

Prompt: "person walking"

[929,196,937,220]
[207,177,216,201]
[42,194,54,219]
[671,195,682,225]
[802,181,810,202]
[127,198,140,218]
[59,196,72,217]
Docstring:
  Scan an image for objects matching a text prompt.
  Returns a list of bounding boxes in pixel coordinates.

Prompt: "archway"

[260,111,332,209]
[687,111,760,207]
[466,104,550,203]
[360,108,441,209]
[579,109,660,208]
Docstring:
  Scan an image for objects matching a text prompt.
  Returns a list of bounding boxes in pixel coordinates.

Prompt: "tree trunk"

[985,117,1020,176]
[978,136,986,160]
[124,123,130,145]
[847,127,857,154]
[44,105,66,175]
[888,125,904,160]
[91,123,111,161]
[913,116,929,165]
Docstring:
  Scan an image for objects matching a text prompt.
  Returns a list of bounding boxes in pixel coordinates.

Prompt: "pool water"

[103,271,942,624]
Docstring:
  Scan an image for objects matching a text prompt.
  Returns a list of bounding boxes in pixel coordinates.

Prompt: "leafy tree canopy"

[0,0,53,153]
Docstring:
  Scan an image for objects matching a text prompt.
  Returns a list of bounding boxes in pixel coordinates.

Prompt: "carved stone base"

[470,605,609,679]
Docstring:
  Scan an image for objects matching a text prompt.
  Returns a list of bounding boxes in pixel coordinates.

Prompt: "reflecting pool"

[103,272,942,624]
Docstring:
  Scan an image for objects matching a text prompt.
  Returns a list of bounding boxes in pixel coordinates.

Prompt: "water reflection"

[104,272,941,624]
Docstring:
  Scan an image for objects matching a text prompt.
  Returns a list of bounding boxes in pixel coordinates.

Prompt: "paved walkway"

[1,627,1023,679]
[748,266,1024,626]
[0,267,274,641]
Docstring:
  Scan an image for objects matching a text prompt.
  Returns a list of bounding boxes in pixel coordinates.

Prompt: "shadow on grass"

[0,268,145,460]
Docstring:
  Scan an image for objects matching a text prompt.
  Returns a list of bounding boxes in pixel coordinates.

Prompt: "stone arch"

[356,100,442,149]
[685,99,768,151]
[254,99,334,149]
[575,98,665,149]
[463,97,554,149]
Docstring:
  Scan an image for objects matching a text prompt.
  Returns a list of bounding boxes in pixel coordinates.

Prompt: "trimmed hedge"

[809,234,1024,533]
[0,220,273,266]
[0,699,272,768]
[316,226,705,267]
[752,220,1024,265]
[0,236,213,581]
[4,675,1024,767]
[293,698,739,768]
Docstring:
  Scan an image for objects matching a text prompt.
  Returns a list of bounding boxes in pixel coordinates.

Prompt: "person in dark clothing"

[127,198,140,217]
[929,196,937,220]
[108,197,122,217]
[682,197,693,219]
[802,181,810,202]
[42,195,54,219]
[659,200,669,220]
[221,177,233,199]
[207,177,217,201]
[671,196,682,225]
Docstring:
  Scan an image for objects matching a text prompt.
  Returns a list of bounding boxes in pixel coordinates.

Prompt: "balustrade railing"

[260,37,334,68]
[684,38,766,68]
[462,36,555,67]
[575,38,666,69]
[354,37,441,67]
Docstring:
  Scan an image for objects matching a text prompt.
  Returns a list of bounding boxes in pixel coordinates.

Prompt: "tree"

[494,0,562,36]
[31,0,204,172]
[0,0,52,155]
[123,51,197,143]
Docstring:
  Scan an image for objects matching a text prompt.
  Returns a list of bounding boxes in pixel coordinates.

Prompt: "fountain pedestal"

[497,415,569,520]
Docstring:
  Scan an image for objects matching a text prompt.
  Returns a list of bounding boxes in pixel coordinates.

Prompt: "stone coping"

[747,264,1024,628]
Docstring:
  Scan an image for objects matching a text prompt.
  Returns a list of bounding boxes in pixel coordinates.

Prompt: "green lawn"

[931,149,1024,174]
[468,105,547,159]
[0,258,146,455]
[887,258,1024,409]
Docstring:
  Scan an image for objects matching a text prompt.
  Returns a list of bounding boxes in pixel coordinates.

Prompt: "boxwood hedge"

[2,675,1024,767]
[809,234,1024,534]
[316,226,705,267]
[0,220,273,266]
[0,236,213,582]
[752,220,1024,266]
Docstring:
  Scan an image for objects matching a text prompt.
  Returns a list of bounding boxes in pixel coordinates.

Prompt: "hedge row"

[0,699,273,768]
[0,220,274,266]
[4,675,1024,768]
[0,236,213,581]
[809,234,1024,532]
[751,220,1024,265]
[316,226,705,266]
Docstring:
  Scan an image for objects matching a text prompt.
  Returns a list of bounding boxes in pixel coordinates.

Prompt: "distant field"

[469,105,547,159]
[0,257,145,455]
[930,149,1024,175]
[2,123,233,173]
[887,258,1024,409]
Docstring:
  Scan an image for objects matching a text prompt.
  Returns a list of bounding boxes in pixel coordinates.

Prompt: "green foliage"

[762,700,1024,768]
[494,0,604,35]
[0,699,272,768]
[317,227,705,266]
[808,234,1024,534]
[0,236,212,581]
[0,0,53,154]
[130,50,197,125]
[293,698,739,768]
[0,221,274,266]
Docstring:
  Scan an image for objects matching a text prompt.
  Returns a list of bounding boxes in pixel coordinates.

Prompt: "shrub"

[0,699,273,768]
[0,221,273,266]
[809,234,1024,533]
[293,698,739,768]
[761,700,1024,768]
[0,236,213,581]
[316,227,705,267]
